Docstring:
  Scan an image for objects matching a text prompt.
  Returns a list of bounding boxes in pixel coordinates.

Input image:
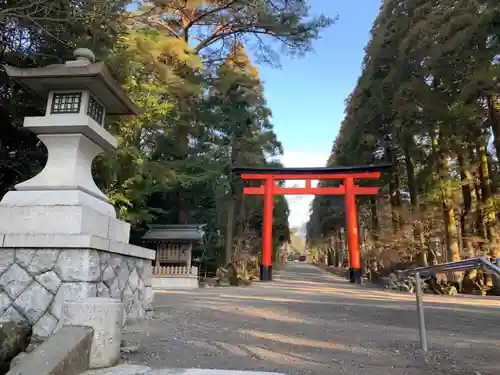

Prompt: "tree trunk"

[386,145,401,232]
[427,130,439,265]
[487,94,500,171]
[457,152,477,258]
[339,228,346,267]
[232,178,246,254]
[426,233,437,265]
[476,144,500,290]
[334,232,341,267]
[224,193,235,265]
[435,137,461,264]
[370,196,379,246]
[478,144,500,257]
[471,148,488,242]
[404,143,427,266]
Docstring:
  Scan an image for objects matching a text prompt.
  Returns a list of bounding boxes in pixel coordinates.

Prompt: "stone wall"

[0,248,153,338]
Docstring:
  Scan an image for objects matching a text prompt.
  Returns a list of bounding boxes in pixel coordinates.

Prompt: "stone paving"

[121,263,500,375]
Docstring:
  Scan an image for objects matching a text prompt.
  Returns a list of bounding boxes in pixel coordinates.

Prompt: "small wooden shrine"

[142,224,205,274]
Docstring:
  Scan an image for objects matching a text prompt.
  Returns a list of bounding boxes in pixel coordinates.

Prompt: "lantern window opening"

[50,92,82,114]
[87,94,105,125]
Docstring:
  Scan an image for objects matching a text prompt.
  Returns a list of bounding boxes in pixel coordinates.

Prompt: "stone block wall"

[0,248,153,338]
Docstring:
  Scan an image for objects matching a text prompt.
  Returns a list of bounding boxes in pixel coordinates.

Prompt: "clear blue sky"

[260,1,381,163]
[255,1,382,227]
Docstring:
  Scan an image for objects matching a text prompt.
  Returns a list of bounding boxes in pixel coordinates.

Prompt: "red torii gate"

[232,165,391,284]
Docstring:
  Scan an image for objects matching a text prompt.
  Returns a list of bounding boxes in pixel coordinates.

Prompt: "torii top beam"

[232,164,393,181]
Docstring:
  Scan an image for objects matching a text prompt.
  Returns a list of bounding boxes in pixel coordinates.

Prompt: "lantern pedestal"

[0,118,123,238]
[2,132,114,213]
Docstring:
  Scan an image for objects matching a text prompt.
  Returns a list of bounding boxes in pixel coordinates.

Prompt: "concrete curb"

[7,326,93,375]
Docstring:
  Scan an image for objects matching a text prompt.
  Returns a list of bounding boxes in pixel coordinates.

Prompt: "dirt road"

[123,263,500,375]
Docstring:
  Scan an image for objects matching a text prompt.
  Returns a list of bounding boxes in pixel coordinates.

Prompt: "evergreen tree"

[210,42,286,264]
[1,0,325,272]
[307,0,500,292]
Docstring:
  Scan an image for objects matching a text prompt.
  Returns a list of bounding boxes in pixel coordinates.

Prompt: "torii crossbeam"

[232,164,391,283]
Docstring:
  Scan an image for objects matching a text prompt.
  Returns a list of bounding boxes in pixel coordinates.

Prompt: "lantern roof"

[4,48,138,116]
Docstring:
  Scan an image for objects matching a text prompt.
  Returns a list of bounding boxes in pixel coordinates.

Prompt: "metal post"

[415,272,428,352]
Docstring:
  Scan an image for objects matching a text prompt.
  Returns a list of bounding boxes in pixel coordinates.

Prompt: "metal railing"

[398,256,500,353]
[398,256,500,278]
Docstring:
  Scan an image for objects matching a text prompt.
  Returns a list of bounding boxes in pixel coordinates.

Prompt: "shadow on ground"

[123,263,500,375]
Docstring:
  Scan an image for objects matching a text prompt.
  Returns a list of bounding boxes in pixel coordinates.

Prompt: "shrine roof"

[232,163,392,175]
[142,224,205,242]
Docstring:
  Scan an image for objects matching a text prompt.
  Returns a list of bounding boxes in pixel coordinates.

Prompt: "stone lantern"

[0,49,154,339]
[1,48,136,220]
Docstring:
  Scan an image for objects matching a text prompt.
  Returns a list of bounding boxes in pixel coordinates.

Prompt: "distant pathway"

[123,263,500,375]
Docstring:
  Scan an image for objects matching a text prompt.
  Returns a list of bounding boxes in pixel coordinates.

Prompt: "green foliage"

[134,0,335,65]
[1,0,330,265]
[307,0,500,266]
[0,0,130,199]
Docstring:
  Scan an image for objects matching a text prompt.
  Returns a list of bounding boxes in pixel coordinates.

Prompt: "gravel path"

[122,263,500,375]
